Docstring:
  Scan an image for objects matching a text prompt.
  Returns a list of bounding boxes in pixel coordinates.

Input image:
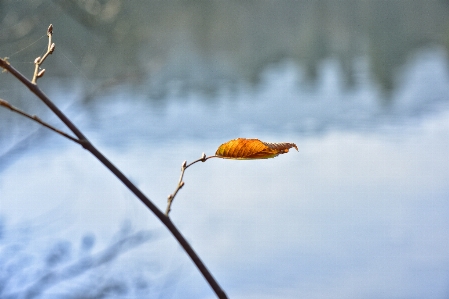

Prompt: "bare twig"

[0,25,227,299]
[0,98,81,145]
[31,24,55,84]
[165,153,217,216]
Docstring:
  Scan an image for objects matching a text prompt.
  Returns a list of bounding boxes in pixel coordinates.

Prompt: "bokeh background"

[1,1,449,298]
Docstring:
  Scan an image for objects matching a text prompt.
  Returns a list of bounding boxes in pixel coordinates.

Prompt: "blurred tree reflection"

[0,219,155,299]
[0,0,447,97]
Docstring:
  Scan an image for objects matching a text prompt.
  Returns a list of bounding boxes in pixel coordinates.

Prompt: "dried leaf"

[215,138,298,160]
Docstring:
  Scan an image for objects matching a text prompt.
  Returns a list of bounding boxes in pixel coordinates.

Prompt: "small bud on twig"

[37,69,45,78]
[165,153,216,215]
[34,57,41,64]
[0,99,12,109]
[47,24,53,36]
[49,43,55,53]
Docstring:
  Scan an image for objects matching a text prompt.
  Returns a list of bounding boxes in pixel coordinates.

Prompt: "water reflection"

[1,1,449,298]
[1,109,448,298]
[0,0,448,96]
[71,49,449,148]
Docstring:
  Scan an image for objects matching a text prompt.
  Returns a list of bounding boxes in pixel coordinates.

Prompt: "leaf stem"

[165,154,217,216]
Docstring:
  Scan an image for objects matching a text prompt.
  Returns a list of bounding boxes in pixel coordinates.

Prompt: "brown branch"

[0,25,227,299]
[165,153,217,216]
[0,98,81,145]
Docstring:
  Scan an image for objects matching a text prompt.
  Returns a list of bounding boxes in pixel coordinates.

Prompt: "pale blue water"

[2,1,449,297]
[1,48,449,298]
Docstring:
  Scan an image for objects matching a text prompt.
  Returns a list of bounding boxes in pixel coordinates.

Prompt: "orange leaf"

[215,138,298,160]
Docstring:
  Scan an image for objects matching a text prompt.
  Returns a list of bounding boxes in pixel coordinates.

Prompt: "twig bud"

[167,194,173,200]
[0,99,11,108]
[49,43,55,53]
[201,152,206,161]
[34,57,41,64]
[37,69,45,78]
[181,160,187,169]
[179,181,185,188]
[47,24,53,36]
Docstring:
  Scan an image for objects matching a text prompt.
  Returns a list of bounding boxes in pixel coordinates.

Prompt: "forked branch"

[32,24,55,84]
[165,153,217,216]
[0,98,81,144]
[0,25,227,299]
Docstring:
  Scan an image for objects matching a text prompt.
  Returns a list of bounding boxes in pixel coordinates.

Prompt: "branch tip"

[0,98,9,105]
[47,24,53,35]
[31,24,55,83]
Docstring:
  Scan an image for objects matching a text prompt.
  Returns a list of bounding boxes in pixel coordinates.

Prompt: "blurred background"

[1,0,449,298]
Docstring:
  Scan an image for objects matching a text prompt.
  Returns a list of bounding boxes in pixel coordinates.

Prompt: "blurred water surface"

[1,1,449,298]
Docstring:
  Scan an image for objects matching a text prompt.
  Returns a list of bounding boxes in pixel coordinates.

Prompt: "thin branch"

[185,154,218,169]
[0,26,227,299]
[31,24,55,84]
[166,153,217,216]
[0,98,81,144]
